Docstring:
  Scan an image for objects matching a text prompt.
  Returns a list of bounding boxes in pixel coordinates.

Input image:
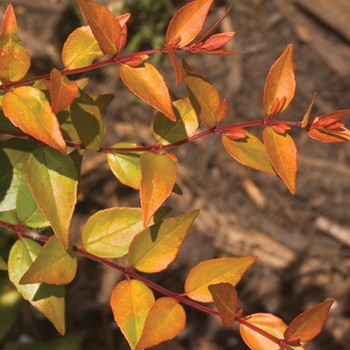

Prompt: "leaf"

[27,147,78,249]
[240,313,305,350]
[19,235,77,285]
[2,87,66,153]
[284,299,334,342]
[8,238,66,335]
[110,279,155,350]
[167,49,186,85]
[183,60,220,127]
[263,44,295,115]
[0,256,7,270]
[221,133,276,175]
[184,256,256,303]
[208,283,238,327]
[136,297,186,349]
[153,97,199,145]
[0,5,31,82]
[119,63,176,121]
[69,89,104,151]
[61,26,104,69]
[76,0,121,55]
[140,152,177,227]
[166,0,214,47]
[300,93,316,129]
[263,126,297,194]
[0,138,38,211]
[50,68,78,114]
[128,209,199,273]
[107,142,144,190]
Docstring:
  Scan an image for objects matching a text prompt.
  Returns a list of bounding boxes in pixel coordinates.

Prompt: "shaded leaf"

[153,97,199,145]
[19,235,77,285]
[140,152,177,227]
[2,87,66,152]
[61,26,104,69]
[208,283,237,327]
[0,256,7,270]
[136,297,186,349]
[215,98,229,124]
[110,279,155,350]
[128,209,199,273]
[263,126,297,194]
[222,133,276,175]
[284,299,334,342]
[0,5,31,82]
[119,63,176,121]
[184,256,256,303]
[263,44,295,115]
[167,49,185,85]
[166,0,214,47]
[8,238,65,335]
[27,147,78,249]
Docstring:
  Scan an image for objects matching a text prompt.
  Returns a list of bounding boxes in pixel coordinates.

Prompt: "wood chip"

[314,216,350,247]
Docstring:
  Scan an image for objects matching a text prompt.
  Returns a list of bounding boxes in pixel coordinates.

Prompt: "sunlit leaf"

[284,299,334,342]
[8,238,65,335]
[50,68,78,114]
[208,283,237,327]
[167,49,185,85]
[215,98,229,124]
[27,147,78,249]
[128,209,199,273]
[110,279,155,350]
[119,63,176,121]
[136,297,186,349]
[222,133,276,175]
[263,44,295,115]
[153,97,199,145]
[183,60,220,127]
[62,26,104,69]
[19,235,77,285]
[263,126,297,194]
[76,0,121,55]
[140,152,177,226]
[166,0,214,47]
[0,5,31,82]
[300,93,316,129]
[2,87,66,153]
[184,256,256,302]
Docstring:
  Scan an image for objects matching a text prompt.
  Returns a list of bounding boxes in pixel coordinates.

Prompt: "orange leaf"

[208,283,237,327]
[166,0,214,47]
[263,44,295,115]
[0,5,31,82]
[136,297,186,349]
[300,93,316,128]
[284,299,334,342]
[263,126,297,194]
[140,152,177,227]
[167,49,186,85]
[50,68,78,114]
[120,63,176,121]
[76,0,121,55]
[2,87,66,153]
[201,32,235,51]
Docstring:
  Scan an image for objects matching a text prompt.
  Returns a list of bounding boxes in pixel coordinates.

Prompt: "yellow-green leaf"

[2,87,66,153]
[0,5,31,82]
[263,126,297,194]
[19,235,77,285]
[136,297,186,350]
[184,256,256,303]
[0,256,7,270]
[26,147,78,249]
[110,279,155,350]
[61,26,104,69]
[128,209,199,273]
[8,238,66,335]
[120,63,176,122]
[140,152,177,227]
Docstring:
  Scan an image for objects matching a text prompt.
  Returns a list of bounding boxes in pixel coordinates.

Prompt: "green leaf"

[128,209,199,273]
[140,153,177,226]
[8,238,66,335]
[153,97,199,145]
[0,255,7,270]
[110,279,155,350]
[19,235,77,285]
[27,147,78,249]
[57,109,81,143]
[184,256,256,302]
